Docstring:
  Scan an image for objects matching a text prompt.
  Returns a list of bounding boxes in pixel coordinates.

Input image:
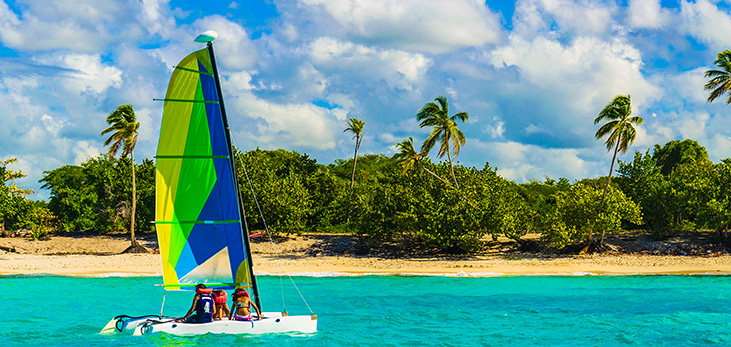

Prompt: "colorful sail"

[155,48,251,291]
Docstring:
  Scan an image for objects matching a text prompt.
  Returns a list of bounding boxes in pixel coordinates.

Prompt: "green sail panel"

[155,48,251,290]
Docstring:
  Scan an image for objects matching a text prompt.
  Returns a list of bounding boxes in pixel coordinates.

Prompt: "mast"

[206,41,262,311]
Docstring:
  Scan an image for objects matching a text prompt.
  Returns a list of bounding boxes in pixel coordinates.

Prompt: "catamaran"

[101,31,317,336]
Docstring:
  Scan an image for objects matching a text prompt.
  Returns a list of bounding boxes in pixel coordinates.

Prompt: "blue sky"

[1,0,731,199]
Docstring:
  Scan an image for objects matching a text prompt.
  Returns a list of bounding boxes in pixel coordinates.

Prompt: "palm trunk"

[447,148,459,189]
[350,135,361,188]
[419,163,452,186]
[597,139,621,245]
[130,152,137,247]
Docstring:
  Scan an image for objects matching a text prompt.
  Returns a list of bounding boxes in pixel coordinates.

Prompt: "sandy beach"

[2,233,731,276]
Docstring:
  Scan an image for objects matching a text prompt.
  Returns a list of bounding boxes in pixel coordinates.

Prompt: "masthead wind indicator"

[194,30,218,43]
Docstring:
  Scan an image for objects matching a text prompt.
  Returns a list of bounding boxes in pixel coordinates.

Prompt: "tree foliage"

[1,158,53,238]
[541,183,642,249]
[40,156,153,234]
[705,49,731,104]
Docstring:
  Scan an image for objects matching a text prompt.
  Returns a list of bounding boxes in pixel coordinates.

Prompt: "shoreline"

[2,252,731,277]
[3,234,731,277]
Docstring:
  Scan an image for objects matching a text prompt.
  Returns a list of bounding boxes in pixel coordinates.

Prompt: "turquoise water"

[2,275,731,346]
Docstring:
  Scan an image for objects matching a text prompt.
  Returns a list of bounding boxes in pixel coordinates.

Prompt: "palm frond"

[435,96,448,115]
[594,94,642,154]
[102,104,139,159]
[705,50,731,104]
[421,127,441,155]
[451,128,466,157]
[452,111,469,123]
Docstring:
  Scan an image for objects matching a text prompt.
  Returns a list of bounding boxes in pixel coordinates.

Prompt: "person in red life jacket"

[228,289,262,321]
[211,289,230,320]
[176,284,214,323]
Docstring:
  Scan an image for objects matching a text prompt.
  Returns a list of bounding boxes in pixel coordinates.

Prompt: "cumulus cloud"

[33,53,122,95]
[223,77,340,151]
[627,0,671,29]
[295,0,502,53]
[512,0,615,36]
[469,139,603,182]
[487,34,662,147]
[680,0,731,49]
[307,37,431,92]
[668,67,709,104]
[0,0,142,52]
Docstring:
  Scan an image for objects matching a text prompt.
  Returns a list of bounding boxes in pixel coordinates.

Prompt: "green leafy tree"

[541,183,642,249]
[705,49,731,104]
[593,94,643,243]
[1,158,54,237]
[1,158,35,233]
[344,117,365,188]
[699,159,731,242]
[329,154,395,186]
[618,142,716,238]
[652,139,711,176]
[100,104,141,249]
[236,149,311,235]
[416,96,469,188]
[617,150,670,236]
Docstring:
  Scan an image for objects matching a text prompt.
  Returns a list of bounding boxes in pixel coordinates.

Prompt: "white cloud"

[307,37,431,92]
[678,112,710,142]
[668,67,708,104]
[627,0,670,29]
[485,120,505,139]
[513,0,615,36]
[0,0,141,52]
[223,77,340,151]
[680,0,731,49]
[34,53,122,95]
[708,133,731,160]
[296,0,502,53]
[487,34,662,147]
[470,139,600,182]
[139,0,177,39]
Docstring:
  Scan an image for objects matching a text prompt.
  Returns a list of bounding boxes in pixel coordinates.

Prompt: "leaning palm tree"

[593,94,644,244]
[101,104,142,251]
[705,49,731,104]
[417,96,469,188]
[393,137,451,186]
[344,117,366,188]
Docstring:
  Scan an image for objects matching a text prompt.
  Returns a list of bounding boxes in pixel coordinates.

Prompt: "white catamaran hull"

[131,313,317,336]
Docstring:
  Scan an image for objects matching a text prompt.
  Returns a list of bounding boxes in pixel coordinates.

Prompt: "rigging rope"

[231,142,314,315]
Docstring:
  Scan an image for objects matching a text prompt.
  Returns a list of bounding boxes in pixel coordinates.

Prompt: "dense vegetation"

[1,137,729,253]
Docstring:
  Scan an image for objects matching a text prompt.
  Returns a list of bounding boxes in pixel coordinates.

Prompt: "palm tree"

[705,49,731,104]
[344,117,366,188]
[101,104,142,251]
[594,94,644,244]
[416,96,469,188]
[393,137,451,186]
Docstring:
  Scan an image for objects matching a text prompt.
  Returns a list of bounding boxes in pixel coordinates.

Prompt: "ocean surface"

[2,274,731,346]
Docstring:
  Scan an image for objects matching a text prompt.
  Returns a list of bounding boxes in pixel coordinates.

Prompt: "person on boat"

[228,289,262,321]
[177,284,214,323]
[211,289,230,320]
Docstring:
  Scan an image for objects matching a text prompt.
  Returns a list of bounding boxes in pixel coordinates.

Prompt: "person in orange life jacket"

[211,289,230,320]
[228,289,262,321]
[177,283,215,323]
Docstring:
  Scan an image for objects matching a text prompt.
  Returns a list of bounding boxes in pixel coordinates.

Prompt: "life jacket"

[195,293,214,323]
[196,287,213,295]
[213,291,228,305]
